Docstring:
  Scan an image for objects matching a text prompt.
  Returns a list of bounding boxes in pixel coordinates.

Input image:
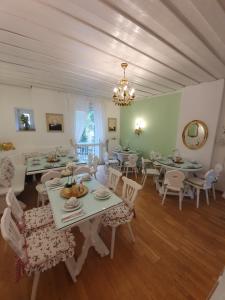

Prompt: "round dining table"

[155,158,203,173]
[155,158,203,198]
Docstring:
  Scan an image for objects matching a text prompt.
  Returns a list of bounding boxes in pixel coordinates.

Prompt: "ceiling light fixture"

[113,63,135,106]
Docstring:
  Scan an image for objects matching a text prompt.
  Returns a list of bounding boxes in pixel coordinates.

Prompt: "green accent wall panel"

[120,93,181,157]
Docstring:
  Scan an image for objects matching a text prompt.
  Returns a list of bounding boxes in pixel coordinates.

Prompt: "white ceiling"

[0,0,225,99]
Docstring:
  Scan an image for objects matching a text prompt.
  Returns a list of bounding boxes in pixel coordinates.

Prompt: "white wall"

[211,90,225,191]
[0,84,120,155]
[176,79,224,169]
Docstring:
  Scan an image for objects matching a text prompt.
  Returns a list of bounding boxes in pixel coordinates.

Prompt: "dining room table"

[155,157,203,198]
[46,175,122,281]
[112,149,139,165]
[26,154,86,176]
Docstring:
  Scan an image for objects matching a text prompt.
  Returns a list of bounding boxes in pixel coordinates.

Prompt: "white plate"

[94,194,111,200]
[63,202,82,212]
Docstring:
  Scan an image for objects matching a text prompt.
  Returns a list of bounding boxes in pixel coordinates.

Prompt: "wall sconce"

[0,142,15,151]
[134,118,145,136]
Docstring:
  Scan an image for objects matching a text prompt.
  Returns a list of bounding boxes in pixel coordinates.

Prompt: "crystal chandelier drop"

[112,63,135,106]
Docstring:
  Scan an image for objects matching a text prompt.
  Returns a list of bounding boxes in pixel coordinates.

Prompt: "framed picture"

[108,117,117,132]
[15,108,36,131]
[46,113,64,132]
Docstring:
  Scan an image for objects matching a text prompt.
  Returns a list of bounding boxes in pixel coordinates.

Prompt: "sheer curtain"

[93,100,106,144]
[73,97,89,144]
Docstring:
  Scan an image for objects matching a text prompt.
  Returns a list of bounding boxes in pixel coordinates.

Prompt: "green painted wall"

[120,92,181,156]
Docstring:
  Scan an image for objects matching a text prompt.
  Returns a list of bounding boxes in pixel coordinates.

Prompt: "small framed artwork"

[108,117,117,132]
[15,108,36,131]
[46,113,64,132]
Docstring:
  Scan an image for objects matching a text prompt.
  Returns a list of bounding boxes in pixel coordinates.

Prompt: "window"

[79,110,95,143]
[15,108,35,131]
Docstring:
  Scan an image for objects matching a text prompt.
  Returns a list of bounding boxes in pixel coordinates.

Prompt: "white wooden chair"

[141,157,160,187]
[101,176,142,259]
[185,169,217,208]
[124,154,138,179]
[90,155,99,178]
[6,188,53,236]
[106,167,122,193]
[212,163,223,200]
[87,153,94,167]
[103,151,119,170]
[162,170,185,211]
[1,208,76,300]
[74,165,92,176]
[35,170,61,207]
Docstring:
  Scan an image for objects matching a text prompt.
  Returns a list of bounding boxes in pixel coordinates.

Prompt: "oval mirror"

[182,120,208,150]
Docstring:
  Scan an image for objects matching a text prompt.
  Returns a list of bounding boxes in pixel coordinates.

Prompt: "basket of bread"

[60,182,88,199]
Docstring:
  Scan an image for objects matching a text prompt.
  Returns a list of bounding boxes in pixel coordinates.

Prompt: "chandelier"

[112,63,135,106]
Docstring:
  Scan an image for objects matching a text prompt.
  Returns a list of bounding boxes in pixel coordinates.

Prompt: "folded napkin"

[61,209,84,223]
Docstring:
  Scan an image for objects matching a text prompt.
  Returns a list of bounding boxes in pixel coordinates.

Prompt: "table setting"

[45,175,122,278]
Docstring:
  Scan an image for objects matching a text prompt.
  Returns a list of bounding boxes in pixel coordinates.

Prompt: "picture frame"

[108,117,117,132]
[46,113,64,132]
[15,108,36,131]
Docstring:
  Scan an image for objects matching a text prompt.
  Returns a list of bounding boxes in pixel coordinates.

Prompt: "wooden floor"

[1,167,225,300]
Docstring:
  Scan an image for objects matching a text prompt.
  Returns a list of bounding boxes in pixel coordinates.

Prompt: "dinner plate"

[63,202,82,212]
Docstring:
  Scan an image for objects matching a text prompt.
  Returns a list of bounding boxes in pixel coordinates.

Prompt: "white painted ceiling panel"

[0,0,224,99]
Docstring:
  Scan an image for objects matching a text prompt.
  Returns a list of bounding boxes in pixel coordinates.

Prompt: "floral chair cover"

[23,225,75,276]
[101,202,134,227]
[23,204,54,235]
[0,157,15,187]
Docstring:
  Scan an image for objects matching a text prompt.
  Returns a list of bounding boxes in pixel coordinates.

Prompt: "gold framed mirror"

[182,120,208,150]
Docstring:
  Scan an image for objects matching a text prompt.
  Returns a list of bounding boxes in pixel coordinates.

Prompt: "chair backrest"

[6,188,24,226]
[204,169,217,188]
[214,163,223,178]
[103,152,109,163]
[74,166,91,175]
[164,170,185,190]
[41,170,61,183]
[121,176,142,208]
[107,167,122,192]
[127,154,138,167]
[88,153,94,166]
[1,208,26,262]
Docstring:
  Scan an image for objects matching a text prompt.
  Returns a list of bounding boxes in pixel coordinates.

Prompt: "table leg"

[74,217,109,276]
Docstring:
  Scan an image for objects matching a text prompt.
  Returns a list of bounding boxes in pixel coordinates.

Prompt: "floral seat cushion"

[24,204,53,234]
[101,202,134,227]
[24,225,75,276]
[0,157,15,187]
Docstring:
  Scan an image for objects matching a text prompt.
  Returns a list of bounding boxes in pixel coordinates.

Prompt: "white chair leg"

[134,168,137,179]
[205,189,209,205]
[127,222,135,242]
[31,272,40,300]
[142,175,147,186]
[179,191,183,211]
[162,187,168,205]
[37,194,40,207]
[110,227,116,259]
[196,188,200,208]
[212,184,216,200]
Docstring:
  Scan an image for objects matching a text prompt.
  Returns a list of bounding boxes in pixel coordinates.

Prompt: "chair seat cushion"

[24,204,53,234]
[25,225,75,275]
[185,177,204,187]
[101,202,133,227]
